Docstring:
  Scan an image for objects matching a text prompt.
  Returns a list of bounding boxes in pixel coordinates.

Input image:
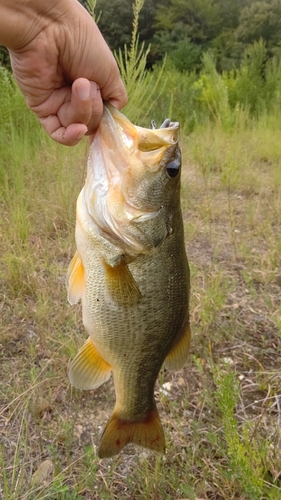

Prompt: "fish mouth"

[108,103,179,158]
[84,104,179,254]
[105,103,179,214]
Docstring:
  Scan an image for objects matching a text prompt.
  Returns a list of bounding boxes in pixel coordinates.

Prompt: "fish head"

[84,104,182,255]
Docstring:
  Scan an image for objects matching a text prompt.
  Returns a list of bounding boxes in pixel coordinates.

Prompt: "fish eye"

[166,159,180,178]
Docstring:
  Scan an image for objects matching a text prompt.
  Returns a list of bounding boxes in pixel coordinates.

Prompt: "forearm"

[0,0,73,49]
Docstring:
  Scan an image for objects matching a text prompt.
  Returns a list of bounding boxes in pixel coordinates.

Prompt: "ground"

[0,141,281,499]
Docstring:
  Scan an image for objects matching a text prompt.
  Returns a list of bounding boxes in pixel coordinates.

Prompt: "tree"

[215,0,251,30]
[77,0,281,73]
[91,0,160,54]
[154,0,222,45]
[210,30,244,72]
[152,30,202,72]
[236,0,281,50]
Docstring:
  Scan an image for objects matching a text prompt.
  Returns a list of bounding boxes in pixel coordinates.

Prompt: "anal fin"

[66,250,85,305]
[98,406,165,458]
[164,320,191,371]
[69,337,111,390]
[104,260,142,305]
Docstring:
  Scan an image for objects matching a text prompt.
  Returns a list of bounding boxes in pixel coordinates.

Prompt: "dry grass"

[1,112,281,499]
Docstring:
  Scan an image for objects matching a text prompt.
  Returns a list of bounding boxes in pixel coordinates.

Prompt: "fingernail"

[77,82,90,101]
[90,82,100,99]
[74,127,88,142]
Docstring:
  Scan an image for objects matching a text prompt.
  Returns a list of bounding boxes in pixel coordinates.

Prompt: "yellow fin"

[66,251,85,305]
[104,260,142,305]
[68,337,111,390]
[98,406,165,458]
[164,321,191,371]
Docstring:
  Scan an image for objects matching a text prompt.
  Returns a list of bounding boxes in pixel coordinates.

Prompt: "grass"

[1,3,281,496]
[1,92,281,499]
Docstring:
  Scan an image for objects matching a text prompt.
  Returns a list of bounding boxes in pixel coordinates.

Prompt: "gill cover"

[83,104,180,255]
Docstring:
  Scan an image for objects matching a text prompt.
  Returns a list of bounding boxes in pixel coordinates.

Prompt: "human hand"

[1,0,127,146]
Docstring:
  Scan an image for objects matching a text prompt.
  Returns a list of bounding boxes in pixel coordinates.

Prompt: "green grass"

[1,4,281,496]
[1,86,281,500]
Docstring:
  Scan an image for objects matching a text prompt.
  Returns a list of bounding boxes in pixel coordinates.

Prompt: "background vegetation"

[1,0,281,74]
[79,0,281,73]
[0,1,281,499]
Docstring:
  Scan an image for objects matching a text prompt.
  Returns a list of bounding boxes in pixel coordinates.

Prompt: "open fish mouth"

[83,104,180,254]
[109,104,179,156]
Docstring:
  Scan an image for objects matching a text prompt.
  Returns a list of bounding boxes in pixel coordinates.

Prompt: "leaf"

[31,459,54,486]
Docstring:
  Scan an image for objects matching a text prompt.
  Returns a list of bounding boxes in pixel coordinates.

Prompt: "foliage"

[1,34,281,497]
[148,60,199,132]
[1,8,281,497]
[154,38,281,132]
[0,66,46,204]
[85,0,101,22]
[193,52,235,129]
[77,0,281,72]
[210,29,244,72]
[224,39,281,115]
[80,0,159,67]
[152,31,202,72]
[0,45,10,69]
[236,0,281,50]
[114,0,167,125]
[154,0,222,44]
[214,369,266,496]
[1,0,281,72]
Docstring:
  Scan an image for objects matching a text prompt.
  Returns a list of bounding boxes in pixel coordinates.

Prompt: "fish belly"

[82,227,189,412]
[73,199,190,457]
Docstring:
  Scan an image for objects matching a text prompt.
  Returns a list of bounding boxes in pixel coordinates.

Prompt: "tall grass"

[115,0,167,125]
[0,1,281,498]
[147,39,281,133]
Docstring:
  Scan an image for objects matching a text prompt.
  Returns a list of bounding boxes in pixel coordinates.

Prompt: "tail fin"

[98,406,165,458]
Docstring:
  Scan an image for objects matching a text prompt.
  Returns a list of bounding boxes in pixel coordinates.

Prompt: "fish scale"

[66,104,190,458]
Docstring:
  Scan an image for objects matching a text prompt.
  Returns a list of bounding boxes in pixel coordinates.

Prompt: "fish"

[66,103,190,459]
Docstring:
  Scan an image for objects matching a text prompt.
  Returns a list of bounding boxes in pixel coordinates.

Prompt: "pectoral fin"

[104,260,142,305]
[69,337,111,390]
[66,251,85,305]
[164,321,191,371]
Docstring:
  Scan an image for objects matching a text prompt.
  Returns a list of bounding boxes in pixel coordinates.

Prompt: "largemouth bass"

[66,104,190,458]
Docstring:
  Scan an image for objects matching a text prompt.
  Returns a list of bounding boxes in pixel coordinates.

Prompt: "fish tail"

[98,405,165,458]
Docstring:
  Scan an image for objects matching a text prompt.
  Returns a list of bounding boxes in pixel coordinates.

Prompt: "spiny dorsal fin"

[69,337,111,390]
[104,260,142,305]
[164,321,191,371]
[98,406,165,458]
[66,251,85,305]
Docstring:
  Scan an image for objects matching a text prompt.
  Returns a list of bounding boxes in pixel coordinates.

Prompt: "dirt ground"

[0,160,281,499]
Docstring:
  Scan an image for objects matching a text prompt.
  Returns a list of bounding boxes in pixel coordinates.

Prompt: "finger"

[84,81,104,135]
[40,114,88,146]
[57,78,104,136]
[38,79,102,145]
[57,78,93,128]
[61,123,88,146]
[101,72,128,111]
[106,83,128,110]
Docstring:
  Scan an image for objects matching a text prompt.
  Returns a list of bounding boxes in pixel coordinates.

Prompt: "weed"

[214,368,265,497]
[1,1,281,498]
[115,0,167,126]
